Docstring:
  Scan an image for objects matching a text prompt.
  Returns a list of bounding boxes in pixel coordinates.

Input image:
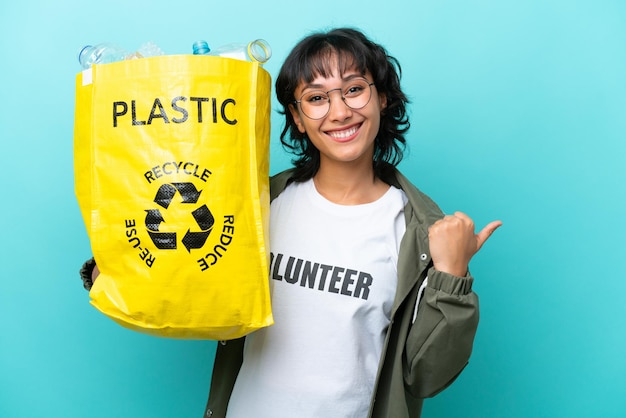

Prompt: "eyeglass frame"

[292,77,376,120]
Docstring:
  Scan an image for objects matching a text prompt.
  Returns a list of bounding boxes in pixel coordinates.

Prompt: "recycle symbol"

[145,182,214,252]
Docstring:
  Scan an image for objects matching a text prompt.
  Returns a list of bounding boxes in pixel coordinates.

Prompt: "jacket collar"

[382,169,444,314]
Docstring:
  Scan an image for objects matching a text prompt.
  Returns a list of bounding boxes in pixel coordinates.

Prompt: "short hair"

[275,27,410,181]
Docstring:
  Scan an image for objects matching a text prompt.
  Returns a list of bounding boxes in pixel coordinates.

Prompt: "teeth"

[329,126,358,139]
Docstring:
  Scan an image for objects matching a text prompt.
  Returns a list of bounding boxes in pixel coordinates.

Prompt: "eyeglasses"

[293,77,375,120]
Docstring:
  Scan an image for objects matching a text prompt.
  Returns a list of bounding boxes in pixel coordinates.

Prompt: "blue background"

[1,0,625,417]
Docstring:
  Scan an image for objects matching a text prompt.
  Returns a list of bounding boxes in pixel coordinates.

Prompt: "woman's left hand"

[428,212,502,277]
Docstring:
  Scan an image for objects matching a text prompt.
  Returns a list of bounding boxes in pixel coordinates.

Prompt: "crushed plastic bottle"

[192,39,271,64]
[78,41,164,69]
[135,41,165,59]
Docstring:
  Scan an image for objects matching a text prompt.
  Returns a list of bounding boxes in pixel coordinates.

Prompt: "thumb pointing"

[476,220,503,251]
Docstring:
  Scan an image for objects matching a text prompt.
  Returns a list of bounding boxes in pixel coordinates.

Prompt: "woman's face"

[289,62,387,170]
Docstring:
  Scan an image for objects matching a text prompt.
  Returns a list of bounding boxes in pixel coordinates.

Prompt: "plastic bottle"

[192,39,272,64]
[78,41,164,69]
[78,43,129,69]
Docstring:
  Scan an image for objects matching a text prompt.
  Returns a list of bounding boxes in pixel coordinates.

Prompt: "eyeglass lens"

[298,78,373,119]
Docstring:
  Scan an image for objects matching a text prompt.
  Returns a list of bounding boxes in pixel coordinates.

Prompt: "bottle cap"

[192,40,211,55]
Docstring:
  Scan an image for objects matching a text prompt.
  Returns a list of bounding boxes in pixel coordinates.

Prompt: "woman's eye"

[345,85,365,96]
[306,94,327,104]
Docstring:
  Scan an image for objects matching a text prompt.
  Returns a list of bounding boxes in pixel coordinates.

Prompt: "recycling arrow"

[181,204,214,252]
[154,182,202,209]
[145,209,176,249]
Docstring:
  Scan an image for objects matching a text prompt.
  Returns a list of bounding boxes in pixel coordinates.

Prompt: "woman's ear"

[289,103,306,133]
[378,92,387,112]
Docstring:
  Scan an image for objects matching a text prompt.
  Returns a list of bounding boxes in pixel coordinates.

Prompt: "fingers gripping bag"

[74,55,273,339]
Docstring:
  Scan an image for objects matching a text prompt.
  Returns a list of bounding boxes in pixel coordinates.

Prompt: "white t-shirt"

[226,179,408,418]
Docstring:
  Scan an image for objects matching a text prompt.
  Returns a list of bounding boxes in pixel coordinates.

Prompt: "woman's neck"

[312,160,389,205]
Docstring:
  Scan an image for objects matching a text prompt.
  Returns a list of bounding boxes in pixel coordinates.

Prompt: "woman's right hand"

[92,264,100,282]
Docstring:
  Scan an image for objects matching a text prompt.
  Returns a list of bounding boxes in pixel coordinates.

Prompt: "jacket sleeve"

[204,338,246,418]
[403,267,479,398]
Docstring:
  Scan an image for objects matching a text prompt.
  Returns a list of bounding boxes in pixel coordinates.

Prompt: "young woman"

[80,27,500,418]
[202,28,502,418]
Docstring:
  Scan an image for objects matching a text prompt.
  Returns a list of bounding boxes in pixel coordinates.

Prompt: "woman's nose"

[327,90,352,121]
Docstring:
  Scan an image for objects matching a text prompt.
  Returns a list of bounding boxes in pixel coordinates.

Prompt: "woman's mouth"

[326,124,360,142]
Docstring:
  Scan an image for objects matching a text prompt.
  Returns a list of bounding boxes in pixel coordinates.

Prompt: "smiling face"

[289,59,387,170]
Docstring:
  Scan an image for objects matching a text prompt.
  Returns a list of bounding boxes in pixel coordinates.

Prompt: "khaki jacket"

[204,168,479,418]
